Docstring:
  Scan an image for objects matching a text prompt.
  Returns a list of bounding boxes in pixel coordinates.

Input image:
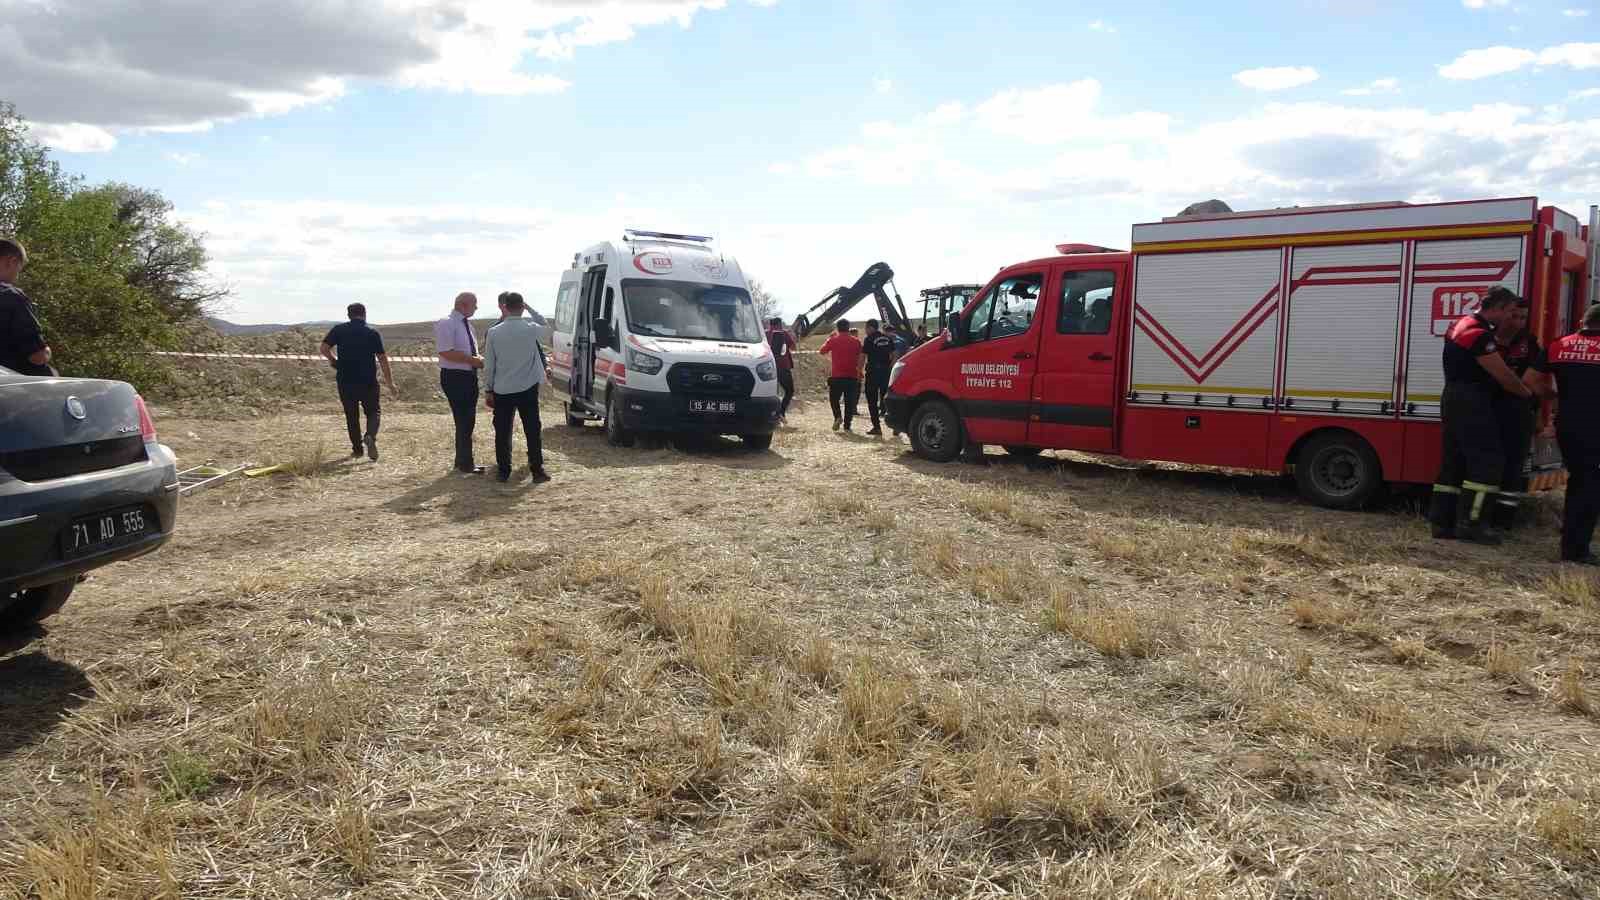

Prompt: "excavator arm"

[792,262,914,339]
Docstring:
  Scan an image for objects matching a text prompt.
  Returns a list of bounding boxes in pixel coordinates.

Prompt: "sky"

[2,0,1598,325]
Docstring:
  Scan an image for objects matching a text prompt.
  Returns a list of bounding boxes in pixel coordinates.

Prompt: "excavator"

[791,262,916,339]
[917,283,981,335]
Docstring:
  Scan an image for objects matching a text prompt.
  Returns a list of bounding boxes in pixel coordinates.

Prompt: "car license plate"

[690,400,737,414]
[61,506,152,559]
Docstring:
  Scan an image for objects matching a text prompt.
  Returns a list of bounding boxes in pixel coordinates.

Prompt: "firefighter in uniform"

[1489,300,1542,531]
[1428,286,1534,544]
[1532,303,1600,565]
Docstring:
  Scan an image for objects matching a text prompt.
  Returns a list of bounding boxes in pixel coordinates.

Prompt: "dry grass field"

[5,377,1600,898]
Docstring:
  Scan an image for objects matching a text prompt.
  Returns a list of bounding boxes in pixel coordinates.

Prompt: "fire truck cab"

[885,198,1599,508]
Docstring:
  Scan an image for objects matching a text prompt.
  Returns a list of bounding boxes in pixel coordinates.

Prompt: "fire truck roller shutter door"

[1129,248,1282,407]
[1282,242,1404,414]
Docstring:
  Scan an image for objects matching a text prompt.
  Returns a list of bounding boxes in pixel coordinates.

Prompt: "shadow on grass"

[542,423,793,471]
[0,647,93,760]
[384,471,550,521]
[890,446,1430,522]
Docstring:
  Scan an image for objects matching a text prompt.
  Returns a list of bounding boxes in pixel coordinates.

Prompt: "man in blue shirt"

[483,291,552,484]
[320,303,395,460]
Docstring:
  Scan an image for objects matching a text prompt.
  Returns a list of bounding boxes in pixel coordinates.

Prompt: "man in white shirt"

[483,291,552,483]
[434,292,486,474]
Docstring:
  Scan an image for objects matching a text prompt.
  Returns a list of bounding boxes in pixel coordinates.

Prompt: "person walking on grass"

[819,319,862,432]
[435,292,485,474]
[483,291,552,484]
[320,302,395,461]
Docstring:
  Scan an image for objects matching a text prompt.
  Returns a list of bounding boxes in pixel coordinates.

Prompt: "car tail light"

[134,394,157,442]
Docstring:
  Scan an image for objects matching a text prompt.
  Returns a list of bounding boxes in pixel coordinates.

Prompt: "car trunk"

[0,375,147,482]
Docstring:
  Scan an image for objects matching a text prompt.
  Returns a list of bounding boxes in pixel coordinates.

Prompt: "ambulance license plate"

[690,400,737,414]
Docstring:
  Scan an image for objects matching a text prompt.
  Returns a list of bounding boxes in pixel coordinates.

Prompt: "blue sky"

[4,0,1597,324]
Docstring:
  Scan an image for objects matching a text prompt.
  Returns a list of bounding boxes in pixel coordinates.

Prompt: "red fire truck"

[884,197,1600,508]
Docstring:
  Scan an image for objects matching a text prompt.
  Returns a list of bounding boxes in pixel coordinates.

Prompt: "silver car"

[0,367,178,630]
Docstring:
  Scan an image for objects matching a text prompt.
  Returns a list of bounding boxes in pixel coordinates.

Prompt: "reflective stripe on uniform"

[1432,484,1462,495]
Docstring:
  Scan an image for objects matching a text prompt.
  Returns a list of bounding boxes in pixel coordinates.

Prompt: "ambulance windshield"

[621,279,763,343]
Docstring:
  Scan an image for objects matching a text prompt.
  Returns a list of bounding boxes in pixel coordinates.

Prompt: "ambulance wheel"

[1295,431,1380,510]
[910,399,963,463]
[1003,446,1043,458]
[605,392,635,447]
[565,404,586,428]
[742,433,773,451]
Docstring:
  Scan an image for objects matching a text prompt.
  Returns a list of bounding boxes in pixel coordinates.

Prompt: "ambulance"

[548,230,780,449]
[885,198,1600,508]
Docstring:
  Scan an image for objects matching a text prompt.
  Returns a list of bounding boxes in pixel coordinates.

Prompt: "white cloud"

[1574,88,1600,99]
[772,84,1600,222]
[1232,66,1320,91]
[973,81,1169,144]
[924,101,966,126]
[1439,42,1600,79]
[2,0,765,150]
[1462,0,1510,7]
[166,152,200,166]
[1563,8,1590,15]
[1342,77,1400,96]
[25,123,117,153]
[1088,20,1116,33]
[873,78,894,94]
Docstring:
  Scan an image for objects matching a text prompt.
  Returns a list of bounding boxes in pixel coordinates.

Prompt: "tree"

[0,102,224,387]
[98,184,228,323]
[747,277,781,324]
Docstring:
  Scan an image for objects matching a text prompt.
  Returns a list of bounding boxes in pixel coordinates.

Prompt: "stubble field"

[4,368,1600,898]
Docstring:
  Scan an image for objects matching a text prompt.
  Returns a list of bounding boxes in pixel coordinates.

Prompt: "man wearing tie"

[434,292,485,474]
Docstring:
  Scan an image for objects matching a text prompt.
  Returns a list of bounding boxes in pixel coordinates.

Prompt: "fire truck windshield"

[622,279,763,343]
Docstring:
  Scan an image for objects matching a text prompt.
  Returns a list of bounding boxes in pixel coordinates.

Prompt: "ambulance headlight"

[755,359,776,381]
[626,347,663,375]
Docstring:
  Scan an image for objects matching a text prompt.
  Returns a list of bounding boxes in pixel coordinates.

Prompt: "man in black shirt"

[0,238,54,376]
[320,303,396,460]
[860,318,898,437]
[1428,286,1532,544]
[1532,304,1600,564]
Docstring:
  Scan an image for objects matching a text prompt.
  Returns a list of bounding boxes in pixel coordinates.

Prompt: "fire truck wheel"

[1002,446,1043,458]
[910,399,963,463]
[1295,431,1381,510]
[605,391,635,447]
[565,404,586,428]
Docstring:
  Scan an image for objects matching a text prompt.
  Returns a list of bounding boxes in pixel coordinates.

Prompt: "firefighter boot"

[1489,493,1521,534]
[1428,486,1459,540]
[1456,482,1503,546]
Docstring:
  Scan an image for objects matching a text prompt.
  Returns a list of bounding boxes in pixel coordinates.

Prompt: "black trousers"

[1559,430,1600,560]
[440,369,479,470]
[777,369,795,418]
[1495,395,1536,492]
[1430,382,1504,528]
[828,377,860,425]
[337,382,380,451]
[864,368,891,428]
[493,385,544,476]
